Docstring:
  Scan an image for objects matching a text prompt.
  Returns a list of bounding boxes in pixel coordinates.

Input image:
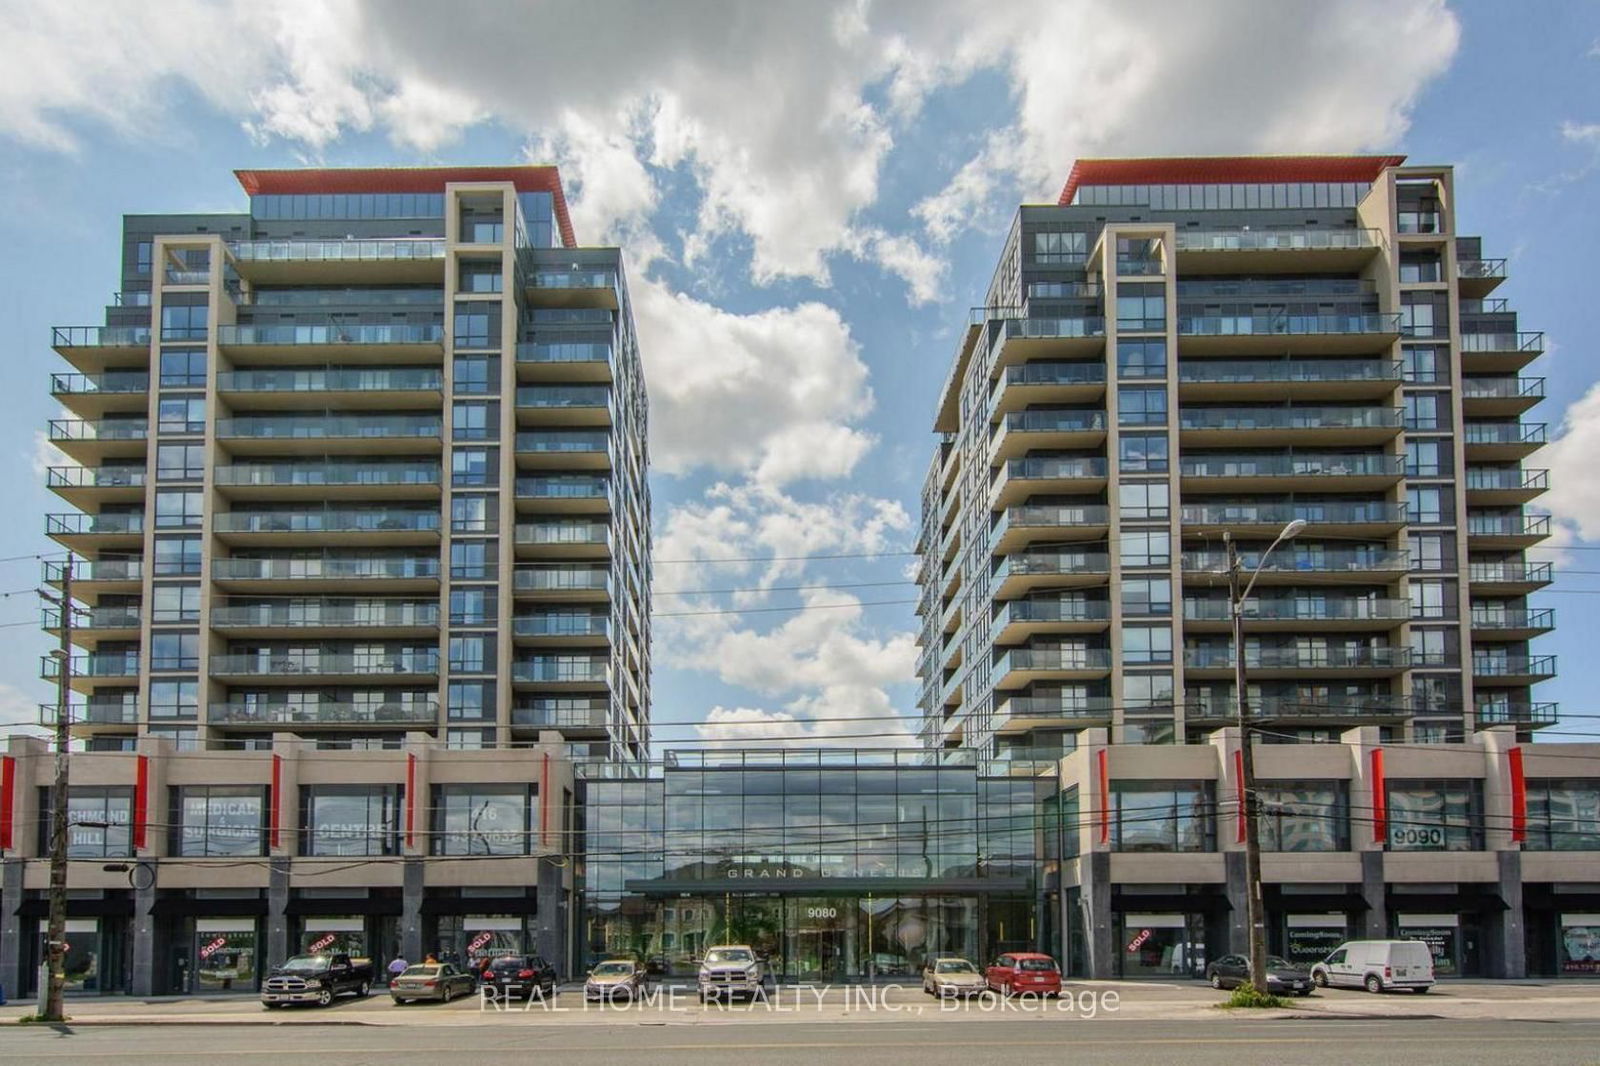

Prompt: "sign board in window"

[1560,914,1600,975]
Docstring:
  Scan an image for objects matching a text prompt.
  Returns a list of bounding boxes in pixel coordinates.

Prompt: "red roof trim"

[235,166,577,247]
[1058,155,1407,205]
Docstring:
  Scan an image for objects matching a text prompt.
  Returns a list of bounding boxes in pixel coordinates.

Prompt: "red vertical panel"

[1370,748,1386,844]
[1509,747,1527,843]
[405,753,416,849]
[132,754,148,851]
[0,755,14,852]
[1097,749,1110,845]
[1234,749,1247,844]
[540,751,550,850]
[269,754,282,850]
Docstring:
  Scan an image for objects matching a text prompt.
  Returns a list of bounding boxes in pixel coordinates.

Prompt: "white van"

[1310,940,1435,993]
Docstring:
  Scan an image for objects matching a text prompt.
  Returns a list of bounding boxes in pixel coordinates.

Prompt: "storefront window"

[1525,780,1600,851]
[38,786,133,858]
[1558,913,1600,975]
[1283,914,1348,966]
[1257,783,1348,851]
[1385,780,1484,851]
[196,919,257,991]
[301,917,367,960]
[1396,914,1459,976]
[1111,782,1215,852]
[175,786,267,857]
[436,915,528,969]
[432,785,533,855]
[302,785,402,856]
[1119,913,1205,977]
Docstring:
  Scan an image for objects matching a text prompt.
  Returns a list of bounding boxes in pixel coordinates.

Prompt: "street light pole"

[1224,523,1303,997]
[42,553,73,1022]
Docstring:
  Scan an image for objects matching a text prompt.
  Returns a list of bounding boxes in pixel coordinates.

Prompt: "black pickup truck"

[261,953,374,1008]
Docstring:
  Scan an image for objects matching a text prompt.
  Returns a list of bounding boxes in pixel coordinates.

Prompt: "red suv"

[985,952,1062,996]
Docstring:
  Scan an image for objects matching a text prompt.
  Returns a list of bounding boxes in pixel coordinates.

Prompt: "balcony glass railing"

[529,270,617,291]
[215,368,443,392]
[1183,646,1408,670]
[1467,561,1552,585]
[1184,598,1411,622]
[228,238,447,263]
[1000,457,1108,481]
[1185,694,1417,720]
[1025,281,1104,300]
[994,552,1110,580]
[1182,549,1409,574]
[1459,331,1543,354]
[515,477,610,499]
[51,372,150,396]
[994,695,1116,720]
[1179,407,1402,432]
[52,326,152,348]
[994,647,1113,673]
[515,386,612,408]
[512,615,612,638]
[1471,655,1557,678]
[995,316,1106,343]
[1180,454,1403,479]
[1177,359,1401,385]
[44,606,140,631]
[210,652,440,677]
[47,558,142,583]
[212,556,440,581]
[1462,377,1545,401]
[513,568,612,593]
[998,363,1107,388]
[511,658,610,683]
[216,324,444,347]
[515,523,611,546]
[1466,514,1551,538]
[47,513,144,536]
[1180,501,1406,526]
[209,703,439,725]
[1464,422,1546,446]
[48,419,148,443]
[511,703,608,729]
[1178,312,1401,337]
[1457,258,1507,281]
[1474,702,1558,726]
[42,654,140,679]
[215,415,441,440]
[214,462,441,488]
[994,599,1111,625]
[997,410,1107,434]
[516,431,611,453]
[1175,228,1381,253]
[209,601,440,628]
[993,505,1112,533]
[46,467,146,490]
[1470,608,1555,631]
[1464,468,1548,492]
[213,511,440,534]
[515,341,614,364]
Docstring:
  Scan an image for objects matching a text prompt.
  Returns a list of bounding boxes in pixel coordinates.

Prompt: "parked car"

[922,957,986,997]
[585,958,649,1001]
[984,952,1062,996]
[478,954,557,1000]
[1205,954,1314,996]
[1310,940,1435,993]
[697,945,768,1002]
[389,962,476,1004]
[260,953,372,1008]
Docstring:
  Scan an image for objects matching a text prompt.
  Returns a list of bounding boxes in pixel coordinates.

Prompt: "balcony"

[989,457,1109,508]
[1180,501,1407,536]
[215,367,443,409]
[43,604,140,637]
[1456,257,1507,298]
[514,431,612,470]
[212,555,440,593]
[46,512,144,550]
[208,702,440,728]
[214,461,441,500]
[1176,358,1402,402]
[1181,548,1410,586]
[227,237,447,283]
[991,598,1111,644]
[216,323,445,363]
[992,647,1113,690]
[515,385,613,427]
[1469,607,1555,641]
[1177,312,1402,355]
[524,270,620,309]
[1464,467,1548,506]
[1471,654,1557,685]
[213,509,440,546]
[215,415,442,455]
[41,653,140,693]
[1183,596,1411,631]
[1473,702,1558,729]
[1466,561,1552,594]
[1178,405,1403,446]
[1460,331,1544,374]
[514,341,614,383]
[991,551,1110,600]
[1183,645,1409,678]
[988,362,1106,415]
[1179,453,1404,493]
[1185,694,1415,725]
[51,326,152,372]
[987,317,1107,372]
[991,695,1115,734]
[41,702,138,735]
[51,372,149,417]
[46,558,143,595]
[512,614,613,644]
[47,418,148,463]
[511,657,611,687]
[209,652,440,682]
[1173,228,1382,273]
[989,504,1111,553]
[514,522,612,559]
[46,465,146,508]
[1465,512,1550,549]
[511,702,609,732]
[512,567,612,600]
[515,476,611,514]
[989,410,1107,460]
[1463,421,1546,461]
[209,600,440,637]
[1462,376,1544,417]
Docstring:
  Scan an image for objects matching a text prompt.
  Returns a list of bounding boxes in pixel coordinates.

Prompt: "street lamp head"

[1279,519,1308,540]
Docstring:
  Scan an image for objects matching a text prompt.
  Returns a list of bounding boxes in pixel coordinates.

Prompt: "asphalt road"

[3,1019,1599,1065]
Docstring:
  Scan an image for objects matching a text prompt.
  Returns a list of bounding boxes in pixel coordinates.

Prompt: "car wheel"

[1364,974,1383,994]
[391,997,405,1005]
[315,987,333,1007]
[358,981,370,998]
[1312,971,1328,988]
[1413,986,1430,994]
[1296,990,1312,997]
[262,1002,281,1010]
[1210,973,1223,990]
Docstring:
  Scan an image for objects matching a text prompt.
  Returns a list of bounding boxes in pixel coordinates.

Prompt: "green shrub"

[1220,985,1289,1009]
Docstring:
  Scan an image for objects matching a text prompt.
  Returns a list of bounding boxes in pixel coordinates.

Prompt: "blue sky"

[0,0,1596,745]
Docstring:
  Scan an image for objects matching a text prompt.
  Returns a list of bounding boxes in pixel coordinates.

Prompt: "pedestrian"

[424,952,439,966]
[387,956,408,984]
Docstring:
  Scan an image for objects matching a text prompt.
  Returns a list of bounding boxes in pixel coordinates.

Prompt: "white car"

[1310,940,1435,993]
[697,945,767,1002]
[922,957,986,997]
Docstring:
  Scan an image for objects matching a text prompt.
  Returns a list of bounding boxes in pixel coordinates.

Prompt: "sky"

[0,0,1597,749]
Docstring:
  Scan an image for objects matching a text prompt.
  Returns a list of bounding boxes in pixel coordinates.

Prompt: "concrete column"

[1080,851,1115,978]
[401,856,424,962]
[1223,850,1250,953]
[535,859,563,976]
[1493,850,1527,978]
[129,866,158,996]
[0,859,23,999]
[266,856,291,971]
[1359,851,1388,939]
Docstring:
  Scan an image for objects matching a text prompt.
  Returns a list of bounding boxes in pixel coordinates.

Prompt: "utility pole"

[41,553,73,1021]
[1225,533,1269,996]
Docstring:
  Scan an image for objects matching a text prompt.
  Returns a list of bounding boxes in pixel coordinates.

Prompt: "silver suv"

[697,945,766,1002]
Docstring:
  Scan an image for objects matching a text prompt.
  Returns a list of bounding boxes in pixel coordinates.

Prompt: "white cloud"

[30,429,68,478]
[1542,382,1600,544]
